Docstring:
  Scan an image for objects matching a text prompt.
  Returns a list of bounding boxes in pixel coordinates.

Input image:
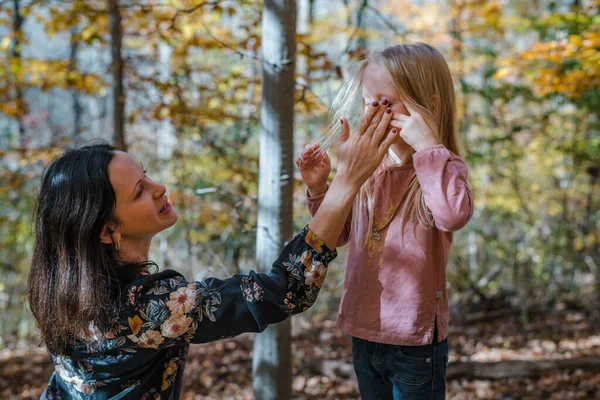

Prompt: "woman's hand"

[296,144,331,197]
[334,101,398,191]
[308,101,397,249]
[390,102,438,152]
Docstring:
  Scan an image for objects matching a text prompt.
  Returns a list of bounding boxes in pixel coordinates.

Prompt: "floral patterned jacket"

[41,226,336,399]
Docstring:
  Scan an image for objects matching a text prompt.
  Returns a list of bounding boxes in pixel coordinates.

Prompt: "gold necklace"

[371,199,402,243]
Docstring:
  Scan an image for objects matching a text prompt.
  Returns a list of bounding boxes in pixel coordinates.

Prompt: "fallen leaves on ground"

[1,309,599,399]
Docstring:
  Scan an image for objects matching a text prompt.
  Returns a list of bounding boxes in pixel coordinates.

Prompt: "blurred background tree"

[0,0,598,398]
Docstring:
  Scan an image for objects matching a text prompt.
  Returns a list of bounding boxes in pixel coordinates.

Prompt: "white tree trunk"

[252,1,296,399]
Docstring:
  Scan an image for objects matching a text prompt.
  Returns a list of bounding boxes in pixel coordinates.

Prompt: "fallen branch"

[447,357,600,380]
[461,307,522,323]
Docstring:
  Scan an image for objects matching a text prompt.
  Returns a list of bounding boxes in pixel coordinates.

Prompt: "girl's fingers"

[393,113,409,121]
[403,101,419,117]
[372,108,394,144]
[301,148,315,160]
[390,120,404,129]
[302,152,326,169]
[309,149,325,161]
[355,101,380,136]
[302,144,312,158]
[301,143,320,158]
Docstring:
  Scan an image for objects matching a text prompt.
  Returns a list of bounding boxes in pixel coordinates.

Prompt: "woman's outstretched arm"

[114,102,397,348]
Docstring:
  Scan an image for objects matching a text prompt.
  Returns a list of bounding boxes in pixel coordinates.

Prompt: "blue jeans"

[352,337,448,400]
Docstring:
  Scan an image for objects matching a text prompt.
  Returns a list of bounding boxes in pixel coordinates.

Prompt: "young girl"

[27,108,397,399]
[297,43,474,399]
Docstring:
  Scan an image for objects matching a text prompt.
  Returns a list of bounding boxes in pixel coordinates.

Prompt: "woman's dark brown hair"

[27,143,148,354]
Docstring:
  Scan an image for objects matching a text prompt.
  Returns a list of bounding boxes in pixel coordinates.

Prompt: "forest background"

[0,0,599,398]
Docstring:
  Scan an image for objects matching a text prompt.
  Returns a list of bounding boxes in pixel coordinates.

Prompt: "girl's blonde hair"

[319,43,461,247]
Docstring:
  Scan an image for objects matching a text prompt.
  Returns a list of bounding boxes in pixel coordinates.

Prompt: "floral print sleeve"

[41,226,336,399]
[123,226,336,347]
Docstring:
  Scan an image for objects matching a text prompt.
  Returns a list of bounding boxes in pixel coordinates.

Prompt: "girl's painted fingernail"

[340,119,343,125]
[392,128,397,134]
[381,99,389,106]
[371,100,379,107]
[386,108,392,114]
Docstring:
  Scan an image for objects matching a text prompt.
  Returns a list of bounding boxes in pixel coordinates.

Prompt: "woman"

[28,103,397,399]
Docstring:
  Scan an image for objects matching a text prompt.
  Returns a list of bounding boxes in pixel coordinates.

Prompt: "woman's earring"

[114,238,121,251]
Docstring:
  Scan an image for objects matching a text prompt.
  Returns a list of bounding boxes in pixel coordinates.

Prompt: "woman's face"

[108,151,178,241]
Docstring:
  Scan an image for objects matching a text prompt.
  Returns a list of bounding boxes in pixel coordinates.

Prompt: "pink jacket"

[307,144,474,345]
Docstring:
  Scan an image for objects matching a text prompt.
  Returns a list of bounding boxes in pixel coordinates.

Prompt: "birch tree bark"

[252,1,297,399]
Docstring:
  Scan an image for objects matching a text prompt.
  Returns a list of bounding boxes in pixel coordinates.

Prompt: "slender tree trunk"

[450,2,470,154]
[355,0,368,52]
[243,44,258,140]
[252,1,296,399]
[69,26,82,138]
[586,168,600,304]
[108,0,126,151]
[296,0,311,143]
[12,0,25,145]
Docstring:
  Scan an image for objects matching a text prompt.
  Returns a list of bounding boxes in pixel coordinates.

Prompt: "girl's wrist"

[413,138,439,152]
[307,184,328,198]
